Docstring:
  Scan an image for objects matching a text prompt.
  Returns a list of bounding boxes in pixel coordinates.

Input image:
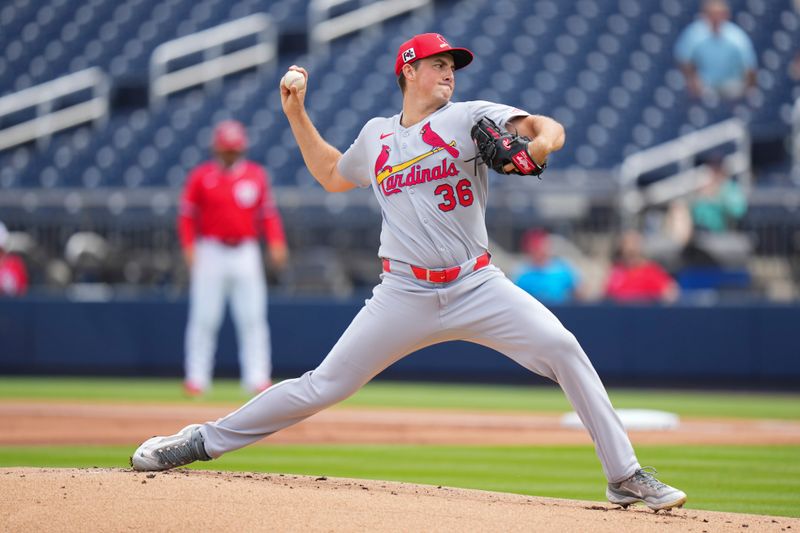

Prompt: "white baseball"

[282,70,305,90]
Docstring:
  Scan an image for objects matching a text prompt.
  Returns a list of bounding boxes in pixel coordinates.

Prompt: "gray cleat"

[130,424,212,471]
[606,467,687,511]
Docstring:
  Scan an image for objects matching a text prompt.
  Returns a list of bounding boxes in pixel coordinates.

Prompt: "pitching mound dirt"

[2,468,797,532]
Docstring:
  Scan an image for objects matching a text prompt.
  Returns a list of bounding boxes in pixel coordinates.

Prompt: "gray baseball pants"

[201,265,640,483]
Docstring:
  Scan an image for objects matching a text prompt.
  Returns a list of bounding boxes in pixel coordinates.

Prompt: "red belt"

[217,237,244,247]
[382,252,490,283]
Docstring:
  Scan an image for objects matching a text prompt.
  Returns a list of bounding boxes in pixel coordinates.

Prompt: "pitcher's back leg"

[201,278,448,457]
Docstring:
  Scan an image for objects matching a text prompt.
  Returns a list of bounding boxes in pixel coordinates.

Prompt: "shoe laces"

[154,428,207,467]
[155,441,194,467]
[632,466,667,489]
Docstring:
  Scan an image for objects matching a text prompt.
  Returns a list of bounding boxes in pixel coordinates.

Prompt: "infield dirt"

[2,468,799,532]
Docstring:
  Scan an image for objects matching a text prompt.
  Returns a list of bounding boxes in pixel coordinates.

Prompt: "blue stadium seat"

[0,0,797,189]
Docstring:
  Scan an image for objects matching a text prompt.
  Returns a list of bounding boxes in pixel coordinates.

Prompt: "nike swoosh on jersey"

[379,132,394,139]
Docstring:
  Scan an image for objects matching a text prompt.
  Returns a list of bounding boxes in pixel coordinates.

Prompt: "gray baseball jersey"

[200,100,641,484]
[338,100,518,267]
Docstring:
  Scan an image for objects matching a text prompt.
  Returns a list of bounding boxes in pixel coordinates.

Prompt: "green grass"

[2,377,799,517]
[1,444,798,517]
[1,377,799,419]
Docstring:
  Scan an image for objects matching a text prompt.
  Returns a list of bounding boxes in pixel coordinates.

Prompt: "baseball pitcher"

[133,34,686,512]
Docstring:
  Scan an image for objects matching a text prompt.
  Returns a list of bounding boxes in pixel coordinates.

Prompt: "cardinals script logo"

[375,122,460,196]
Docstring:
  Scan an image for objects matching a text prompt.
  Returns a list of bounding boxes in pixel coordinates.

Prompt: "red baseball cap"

[212,120,248,152]
[522,229,550,253]
[394,33,473,76]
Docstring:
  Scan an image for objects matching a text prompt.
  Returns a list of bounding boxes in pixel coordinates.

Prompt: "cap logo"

[402,48,416,63]
[436,34,449,48]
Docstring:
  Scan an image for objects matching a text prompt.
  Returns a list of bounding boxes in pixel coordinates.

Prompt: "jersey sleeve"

[12,256,28,295]
[258,167,287,247]
[561,259,581,289]
[674,21,701,63]
[177,166,202,250]
[604,265,625,298]
[649,263,675,297]
[0,255,28,296]
[731,25,756,69]
[336,120,377,188]
[466,100,529,130]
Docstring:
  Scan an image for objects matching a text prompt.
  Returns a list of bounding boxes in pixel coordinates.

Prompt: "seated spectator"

[605,230,679,304]
[0,222,29,297]
[674,0,757,100]
[512,229,584,304]
[678,155,751,270]
[690,156,747,233]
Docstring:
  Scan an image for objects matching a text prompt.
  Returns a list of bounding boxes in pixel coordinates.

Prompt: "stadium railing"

[618,118,752,219]
[149,13,277,108]
[0,67,109,151]
[308,0,432,55]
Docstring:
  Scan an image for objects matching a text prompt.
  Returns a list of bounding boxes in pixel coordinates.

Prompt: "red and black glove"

[470,116,546,177]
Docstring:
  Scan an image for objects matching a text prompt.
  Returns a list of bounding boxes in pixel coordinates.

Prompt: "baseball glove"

[470,116,546,177]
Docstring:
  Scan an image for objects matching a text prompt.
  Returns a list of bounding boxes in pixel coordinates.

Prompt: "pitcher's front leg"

[460,275,639,483]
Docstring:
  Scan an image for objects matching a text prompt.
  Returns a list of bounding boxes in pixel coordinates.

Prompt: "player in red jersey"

[178,120,288,395]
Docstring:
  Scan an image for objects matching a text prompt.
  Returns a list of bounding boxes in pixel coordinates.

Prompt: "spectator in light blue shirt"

[674,0,757,100]
[513,229,584,305]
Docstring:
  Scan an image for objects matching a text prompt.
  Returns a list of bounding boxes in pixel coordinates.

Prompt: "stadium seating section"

[0,0,798,298]
[1,0,798,190]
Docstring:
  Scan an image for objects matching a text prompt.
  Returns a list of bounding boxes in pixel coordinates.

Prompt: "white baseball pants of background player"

[185,239,271,392]
[200,261,640,483]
